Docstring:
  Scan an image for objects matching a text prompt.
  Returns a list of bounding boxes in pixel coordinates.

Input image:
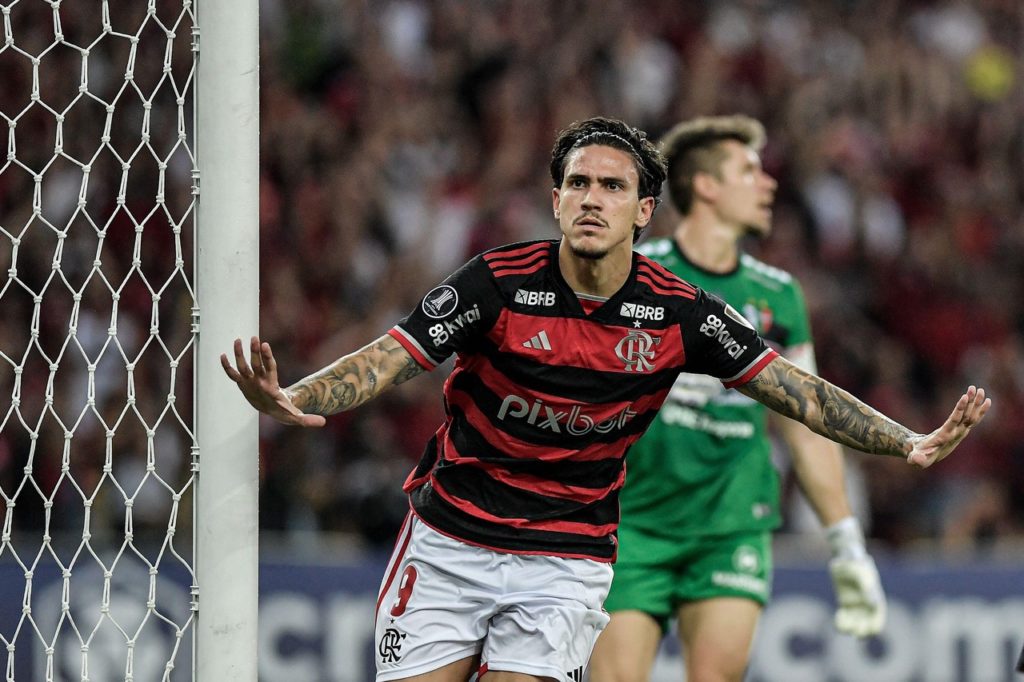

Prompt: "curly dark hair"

[550,117,667,212]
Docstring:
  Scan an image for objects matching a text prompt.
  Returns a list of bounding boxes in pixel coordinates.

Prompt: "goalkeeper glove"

[826,516,886,637]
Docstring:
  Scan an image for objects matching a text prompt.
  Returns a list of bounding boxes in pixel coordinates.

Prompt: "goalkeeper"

[590,115,886,682]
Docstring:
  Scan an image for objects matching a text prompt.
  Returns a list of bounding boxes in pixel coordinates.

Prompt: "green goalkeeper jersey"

[621,237,814,538]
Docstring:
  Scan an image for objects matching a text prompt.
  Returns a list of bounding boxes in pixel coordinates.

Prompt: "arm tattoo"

[286,334,426,416]
[736,357,918,457]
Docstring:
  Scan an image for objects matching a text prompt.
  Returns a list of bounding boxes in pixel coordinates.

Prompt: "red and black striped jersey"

[388,239,777,561]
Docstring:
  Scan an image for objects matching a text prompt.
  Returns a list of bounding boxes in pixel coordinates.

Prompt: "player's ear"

[552,188,561,219]
[692,171,719,204]
[635,196,655,227]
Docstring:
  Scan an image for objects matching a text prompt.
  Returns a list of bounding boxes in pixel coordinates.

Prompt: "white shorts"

[374,514,613,682]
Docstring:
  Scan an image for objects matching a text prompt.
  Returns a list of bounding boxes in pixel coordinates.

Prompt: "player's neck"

[557,240,632,298]
[674,216,741,274]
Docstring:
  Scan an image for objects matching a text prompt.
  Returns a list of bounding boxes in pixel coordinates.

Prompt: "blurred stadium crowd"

[1,0,1022,557]
[254,0,1024,551]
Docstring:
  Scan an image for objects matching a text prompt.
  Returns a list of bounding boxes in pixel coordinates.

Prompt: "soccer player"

[588,115,887,682]
[222,116,989,682]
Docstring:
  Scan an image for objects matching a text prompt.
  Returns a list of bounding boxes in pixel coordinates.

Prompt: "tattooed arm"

[221,334,425,427]
[737,356,991,468]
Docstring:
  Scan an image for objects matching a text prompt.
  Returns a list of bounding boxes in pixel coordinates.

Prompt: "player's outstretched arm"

[221,334,425,425]
[737,356,990,467]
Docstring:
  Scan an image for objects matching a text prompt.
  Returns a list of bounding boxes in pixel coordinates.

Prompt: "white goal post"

[194,0,259,679]
[0,0,259,679]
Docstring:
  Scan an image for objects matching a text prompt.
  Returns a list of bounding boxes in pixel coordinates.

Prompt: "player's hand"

[221,336,326,427]
[829,555,886,636]
[906,386,990,468]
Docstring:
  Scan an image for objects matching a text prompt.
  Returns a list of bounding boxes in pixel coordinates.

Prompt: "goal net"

[0,1,200,679]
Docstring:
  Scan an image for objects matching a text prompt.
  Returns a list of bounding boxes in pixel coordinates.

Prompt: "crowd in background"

[254,0,1024,552]
[0,0,1022,559]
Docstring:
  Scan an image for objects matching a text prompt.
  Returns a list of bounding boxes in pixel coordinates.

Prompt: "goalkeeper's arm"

[770,407,887,637]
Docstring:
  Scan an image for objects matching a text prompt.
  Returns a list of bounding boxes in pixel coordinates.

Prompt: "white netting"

[0,1,197,680]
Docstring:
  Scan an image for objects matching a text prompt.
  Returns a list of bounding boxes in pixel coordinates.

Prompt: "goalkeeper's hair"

[660,114,766,215]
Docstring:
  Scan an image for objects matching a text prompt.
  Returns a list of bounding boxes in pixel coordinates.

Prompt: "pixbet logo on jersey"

[497,394,636,435]
[699,314,748,359]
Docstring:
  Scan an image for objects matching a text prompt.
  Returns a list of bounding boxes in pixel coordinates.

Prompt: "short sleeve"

[680,290,778,388]
[388,256,503,369]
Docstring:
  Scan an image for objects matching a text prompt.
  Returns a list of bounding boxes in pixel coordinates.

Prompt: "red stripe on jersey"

[375,511,414,623]
[459,459,625,503]
[388,327,437,369]
[485,308,686,372]
[636,273,697,299]
[430,479,619,536]
[411,511,617,562]
[446,390,630,463]
[402,423,448,493]
[637,259,698,294]
[722,349,779,388]
[490,258,549,278]
[483,242,550,264]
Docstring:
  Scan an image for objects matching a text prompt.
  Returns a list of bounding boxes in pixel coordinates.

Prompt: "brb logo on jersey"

[497,394,637,435]
[699,314,748,359]
[421,285,459,319]
[515,289,556,306]
[619,302,664,321]
[615,329,661,372]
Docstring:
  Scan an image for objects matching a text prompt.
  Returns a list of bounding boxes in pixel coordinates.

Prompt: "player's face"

[552,145,654,261]
[712,140,777,236]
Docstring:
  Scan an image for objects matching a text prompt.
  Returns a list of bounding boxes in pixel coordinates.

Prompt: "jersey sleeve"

[680,290,779,388]
[780,279,818,373]
[388,255,502,370]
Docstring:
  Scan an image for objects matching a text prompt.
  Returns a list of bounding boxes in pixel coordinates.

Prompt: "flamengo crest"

[615,329,660,372]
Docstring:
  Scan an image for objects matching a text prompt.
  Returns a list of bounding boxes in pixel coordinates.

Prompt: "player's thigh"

[672,531,771,682]
[484,554,612,682]
[481,671,557,682]
[390,655,481,682]
[588,610,663,682]
[375,516,494,680]
[676,597,761,682]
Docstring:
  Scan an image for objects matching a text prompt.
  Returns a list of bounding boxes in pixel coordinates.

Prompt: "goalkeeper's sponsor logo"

[658,403,755,438]
[733,545,762,574]
[712,571,768,596]
[421,285,459,319]
[699,313,749,358]
[515,288,556,306]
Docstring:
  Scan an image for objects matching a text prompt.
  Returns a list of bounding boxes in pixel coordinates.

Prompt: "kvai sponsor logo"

[427,304,482,346]
[699,314,748,359]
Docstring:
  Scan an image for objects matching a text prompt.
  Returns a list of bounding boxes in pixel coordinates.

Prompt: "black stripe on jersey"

[447,404,634,484]
[478,337,680,404]
[637,258,698,293]
[411,483,619,560]
[484,242,551,274]
[434,464,621,524]
[450,371,658,448]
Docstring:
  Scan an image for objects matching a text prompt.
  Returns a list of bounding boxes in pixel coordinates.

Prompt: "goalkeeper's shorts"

[603,525,772,632]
